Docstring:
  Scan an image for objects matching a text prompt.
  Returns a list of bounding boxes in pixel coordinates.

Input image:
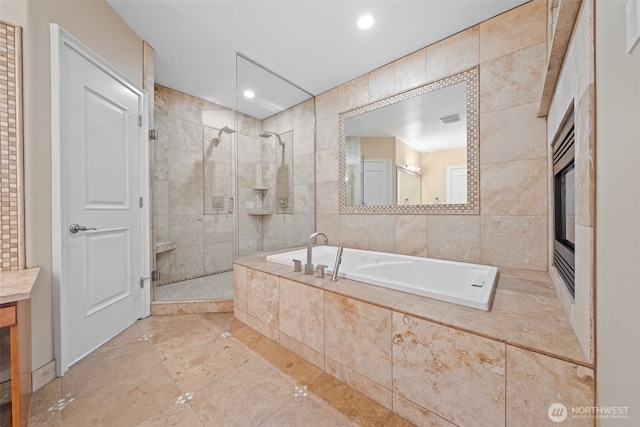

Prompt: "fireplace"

[553,113,576,297]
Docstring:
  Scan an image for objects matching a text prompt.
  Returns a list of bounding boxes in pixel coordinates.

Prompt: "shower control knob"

[69,223,97,234]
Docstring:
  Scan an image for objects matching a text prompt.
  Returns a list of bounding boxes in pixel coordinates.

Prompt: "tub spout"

[331,245,344,282]
[306,232,329,274]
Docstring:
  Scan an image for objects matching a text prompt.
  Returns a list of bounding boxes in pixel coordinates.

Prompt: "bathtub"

[266,246,499,310]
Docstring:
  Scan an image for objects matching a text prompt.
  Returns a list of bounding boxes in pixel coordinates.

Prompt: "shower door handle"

[69,223,97,234]
[228,197,234,213]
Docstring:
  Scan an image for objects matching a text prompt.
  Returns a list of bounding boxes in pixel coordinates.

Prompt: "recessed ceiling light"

[243,90,255,98]
[357,15,374,30]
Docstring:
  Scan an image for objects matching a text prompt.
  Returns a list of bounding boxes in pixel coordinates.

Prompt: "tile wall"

[153,86,315,282]
[235,263,595,426]
[545,0,596,362]
[153,85,235,283]
[315,0,549,272]
[253,99,316,253]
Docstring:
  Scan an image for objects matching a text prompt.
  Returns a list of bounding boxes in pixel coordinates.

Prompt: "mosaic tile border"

[339,67,479,215]
[203,125,233,215]
[0,21,24,270]
[275,130,294,214]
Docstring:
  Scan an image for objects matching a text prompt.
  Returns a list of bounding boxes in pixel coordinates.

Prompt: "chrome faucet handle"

[292,259,302,272]
[316,264,327,278]
[304,263,314,275]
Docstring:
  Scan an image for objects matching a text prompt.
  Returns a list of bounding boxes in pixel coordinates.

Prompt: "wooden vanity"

[0,268,39,427]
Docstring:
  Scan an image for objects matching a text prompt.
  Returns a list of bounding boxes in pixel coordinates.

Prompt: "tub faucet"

[306,232,329,274]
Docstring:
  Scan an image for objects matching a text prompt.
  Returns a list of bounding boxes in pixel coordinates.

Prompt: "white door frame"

[50,24,150,375]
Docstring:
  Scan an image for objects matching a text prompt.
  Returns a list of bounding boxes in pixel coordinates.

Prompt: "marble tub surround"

[234,252,594,426]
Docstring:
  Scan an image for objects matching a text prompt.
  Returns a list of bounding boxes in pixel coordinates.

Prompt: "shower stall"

[150,54,315,302]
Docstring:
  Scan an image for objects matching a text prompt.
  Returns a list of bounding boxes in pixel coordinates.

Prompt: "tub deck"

[235,251,589,366]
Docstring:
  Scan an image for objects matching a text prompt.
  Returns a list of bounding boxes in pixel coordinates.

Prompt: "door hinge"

[139,196,144,208]
[137,115,143,127]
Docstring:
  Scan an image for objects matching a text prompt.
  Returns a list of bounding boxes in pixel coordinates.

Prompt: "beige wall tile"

[316,213,340,243]
[480,0,547,63]
[339,74,369,112]
[480,42,546,114]
[279,278,325,353]
[392,294,451,323]
[395,215,427,257]
[326,279,408,309]
[278,332,324,370]
[394,48,427,92]
[324,356,393,409]
[247,314,280,342]
[481,216,547,271]
[480,102,547,165]
[316,181,340,214]
[247,269,279,328]
[392,394,457,427]
[234,307,248,324]
[193,300,233,314]
[340,215,369,249]
[568,1,595,105]
[368,215,396,253]
[392,313,506,426]
[150,302,195,315]
[573,224,595,361]
[506,345,594,426]
[311,0,550,275]
[481,158,548,216]
[368,63,395,102]
[427,216,480,263]
[426,26,479,82]
[315,87,340,119]
[575,86,595,227]
[316,148,339,183]
[546,1,595,362]
[324,293,392,389]
[316,114,339,151]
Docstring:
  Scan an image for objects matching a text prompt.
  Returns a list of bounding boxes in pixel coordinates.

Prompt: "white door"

[363,159,392,205]
[446,165,468,204]
[51,26,149,375]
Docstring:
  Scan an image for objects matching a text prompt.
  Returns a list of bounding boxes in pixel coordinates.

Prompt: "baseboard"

[32,360,56,392]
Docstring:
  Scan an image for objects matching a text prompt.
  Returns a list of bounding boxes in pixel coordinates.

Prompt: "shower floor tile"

[28,313,412,426]
[155,272,234,301]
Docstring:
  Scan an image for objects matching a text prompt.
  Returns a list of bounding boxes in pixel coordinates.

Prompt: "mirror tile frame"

[339,67,478,215]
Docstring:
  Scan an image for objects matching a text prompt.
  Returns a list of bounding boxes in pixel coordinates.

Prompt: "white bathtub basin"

[266,246,499,310]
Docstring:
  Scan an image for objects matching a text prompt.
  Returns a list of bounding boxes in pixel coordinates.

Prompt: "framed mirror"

[339,67,478,214]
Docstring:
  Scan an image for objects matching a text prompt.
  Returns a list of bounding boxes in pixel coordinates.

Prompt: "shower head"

[258,131,284,146]
[219,125,236,136]
[211,125,236,147]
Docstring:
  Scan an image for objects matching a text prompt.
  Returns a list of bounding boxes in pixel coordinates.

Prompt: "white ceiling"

[107,0,528,119]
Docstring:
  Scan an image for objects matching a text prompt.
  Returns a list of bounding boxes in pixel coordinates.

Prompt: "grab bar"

[331,245,344,282]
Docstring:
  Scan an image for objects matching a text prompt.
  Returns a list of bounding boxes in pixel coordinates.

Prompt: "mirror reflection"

[340,67,478,214]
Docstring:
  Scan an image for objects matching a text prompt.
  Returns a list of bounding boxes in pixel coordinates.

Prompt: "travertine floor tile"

[189,358,293,425]
[29,313,412,426]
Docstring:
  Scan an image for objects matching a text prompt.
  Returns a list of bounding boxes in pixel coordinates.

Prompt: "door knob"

[69,223,97,234]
